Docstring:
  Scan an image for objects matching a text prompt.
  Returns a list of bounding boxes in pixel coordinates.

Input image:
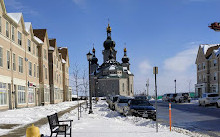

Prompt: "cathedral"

[90,24,134,97]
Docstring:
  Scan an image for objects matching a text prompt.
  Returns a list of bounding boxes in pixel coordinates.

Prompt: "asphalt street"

[150,100,220,137]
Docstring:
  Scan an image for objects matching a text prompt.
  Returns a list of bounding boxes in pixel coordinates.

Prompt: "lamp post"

[174,79,176,94]
[86,51,93,114]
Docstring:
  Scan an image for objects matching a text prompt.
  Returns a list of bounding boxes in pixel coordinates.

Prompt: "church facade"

[90,24,134,97]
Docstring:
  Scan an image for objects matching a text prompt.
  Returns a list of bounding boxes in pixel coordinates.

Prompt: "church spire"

[106,19,111,37]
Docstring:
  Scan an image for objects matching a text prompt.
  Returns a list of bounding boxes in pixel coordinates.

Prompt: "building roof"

[7,13,22,24]
[49,39,56,48]
[33,29,47,42]
[200,44,220,57]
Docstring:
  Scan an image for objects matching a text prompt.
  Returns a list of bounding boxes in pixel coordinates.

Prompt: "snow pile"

[38,101,205,137]
[0,101,82,136]
[109,65,116,70]
[200,44,219,55]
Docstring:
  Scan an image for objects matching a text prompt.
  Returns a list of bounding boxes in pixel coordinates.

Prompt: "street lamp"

[174,79,176,94]
[86,51,93,114]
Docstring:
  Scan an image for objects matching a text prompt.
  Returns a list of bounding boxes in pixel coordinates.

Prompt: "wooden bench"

[47,113,73,137]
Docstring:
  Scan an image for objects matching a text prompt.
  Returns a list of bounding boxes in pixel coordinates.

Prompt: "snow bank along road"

[39,101,205,137]
[0,101,84,136]
[152,100,220,137]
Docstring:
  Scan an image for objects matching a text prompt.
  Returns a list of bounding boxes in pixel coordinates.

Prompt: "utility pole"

[146,79,149,97]
[174,79,176,94]
[153,66,158,133]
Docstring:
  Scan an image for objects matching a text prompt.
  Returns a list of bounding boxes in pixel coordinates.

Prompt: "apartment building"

[195,44,220,97]
[0,0,70,110]
[58,47,70,101]
[48,39,64,104]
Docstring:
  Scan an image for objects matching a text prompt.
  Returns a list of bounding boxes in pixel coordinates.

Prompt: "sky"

[4,0,220,96]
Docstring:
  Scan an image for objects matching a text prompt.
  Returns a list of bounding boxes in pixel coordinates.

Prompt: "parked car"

[198,93,219,106]
[134,96,147,100]
[162,94,171,101]
[174,93,191,103]
[109,95,120,110]
[123,99,156,121]
[115,96,133,114]
[168,93,177,102]
[106,96,111,104]
[216,98,220,108]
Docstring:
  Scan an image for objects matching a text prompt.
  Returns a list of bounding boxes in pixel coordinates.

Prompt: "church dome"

[122,48,129,63]
[91,55,98,64]
[103,37,116,50]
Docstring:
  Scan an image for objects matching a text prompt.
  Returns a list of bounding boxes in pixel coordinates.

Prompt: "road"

[150,100,220,137]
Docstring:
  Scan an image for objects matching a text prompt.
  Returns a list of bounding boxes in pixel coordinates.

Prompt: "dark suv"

[123,99,156,121]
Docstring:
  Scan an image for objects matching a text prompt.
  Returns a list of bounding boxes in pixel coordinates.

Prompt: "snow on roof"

[7,13,22,24]
[24,22,31,33]
[34,36,43,44]
[200,44,219,55]
[58,47,68,49]
[62,59,66,64]
[49,46,54,51]
[127,70,132,75]
[214,47,220,56]
[109,65,116,70]
[123,67,128,72]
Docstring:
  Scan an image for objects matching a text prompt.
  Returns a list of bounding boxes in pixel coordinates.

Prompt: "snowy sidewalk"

[0,101,84,137]
[39,101,205,137]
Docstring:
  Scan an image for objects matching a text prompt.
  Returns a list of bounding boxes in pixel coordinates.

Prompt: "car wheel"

[112,105,115,110]
[199,101,201,106]
[123,109,130,116]
[179,99,181,103]
[216,103,220,108]
[204,101,207,107]
[188,100,190,103]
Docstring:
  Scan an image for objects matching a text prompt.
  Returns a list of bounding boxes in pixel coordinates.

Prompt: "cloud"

[5,0,38,15]
[164,47,197,72]
[134,42,198,96]
[72,0,87,10]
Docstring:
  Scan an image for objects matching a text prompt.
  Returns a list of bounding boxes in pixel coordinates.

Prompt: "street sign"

[153,66,158,74]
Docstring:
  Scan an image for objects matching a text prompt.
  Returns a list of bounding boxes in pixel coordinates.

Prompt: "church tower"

[102,23,117,62]
[122,48,130,70]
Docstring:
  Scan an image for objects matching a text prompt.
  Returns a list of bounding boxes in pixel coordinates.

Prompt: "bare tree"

[72,63,81,120]
[82,69,89,108]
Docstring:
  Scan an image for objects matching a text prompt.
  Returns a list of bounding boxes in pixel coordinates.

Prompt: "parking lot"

[151,100,220,137]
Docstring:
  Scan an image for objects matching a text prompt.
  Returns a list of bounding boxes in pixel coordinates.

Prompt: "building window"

[28,88,35,103]
[44,49,47,59]
[18,85,25,104]
[214,60,217,67]
[45,67,47,79]
[19,57,23,73]
[0,47,3,67]
[214,72,217,81]
[197,64,201,71]
[11,26,15,41]
[0,16,2,33]
[34,64,36,77]
[6,21,9,38]
[198,75,201,81]
[29,62,32,76]
[18,31,22,46]
[13,53,16,71]
[44,88,50,102]
[7,50,10,69]
[0,82,7,105]
[203,74,206,82]
[28,39,31,52]
[202,62,205,69]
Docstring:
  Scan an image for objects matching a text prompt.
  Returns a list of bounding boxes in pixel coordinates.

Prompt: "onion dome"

[122,48,129,63]
[103,24,116,50]
[91,47,98,64]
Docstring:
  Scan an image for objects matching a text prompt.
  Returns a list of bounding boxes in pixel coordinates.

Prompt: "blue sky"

[4,0,220,95]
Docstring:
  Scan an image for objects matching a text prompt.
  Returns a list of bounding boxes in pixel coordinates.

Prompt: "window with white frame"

[18,31,22,46]
[29,62,32,76]
[0,47,2,67]
[44,88,50,102]
[0,82,7,105]
[28,39,31,52]
[214,59,217,67]
[19,57,23,73]
[0,16,2,33]
[18,85,25,104]
[28,88,35,103]
[34,64,36,77]
[214,72,217,80]
[13,53,16,71]
[7,50,10,69]
[11,26,15,41]
[6,21,9,38]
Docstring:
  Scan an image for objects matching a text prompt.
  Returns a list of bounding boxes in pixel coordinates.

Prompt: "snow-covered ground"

[0,101,82,136]
[39,101,206,137]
